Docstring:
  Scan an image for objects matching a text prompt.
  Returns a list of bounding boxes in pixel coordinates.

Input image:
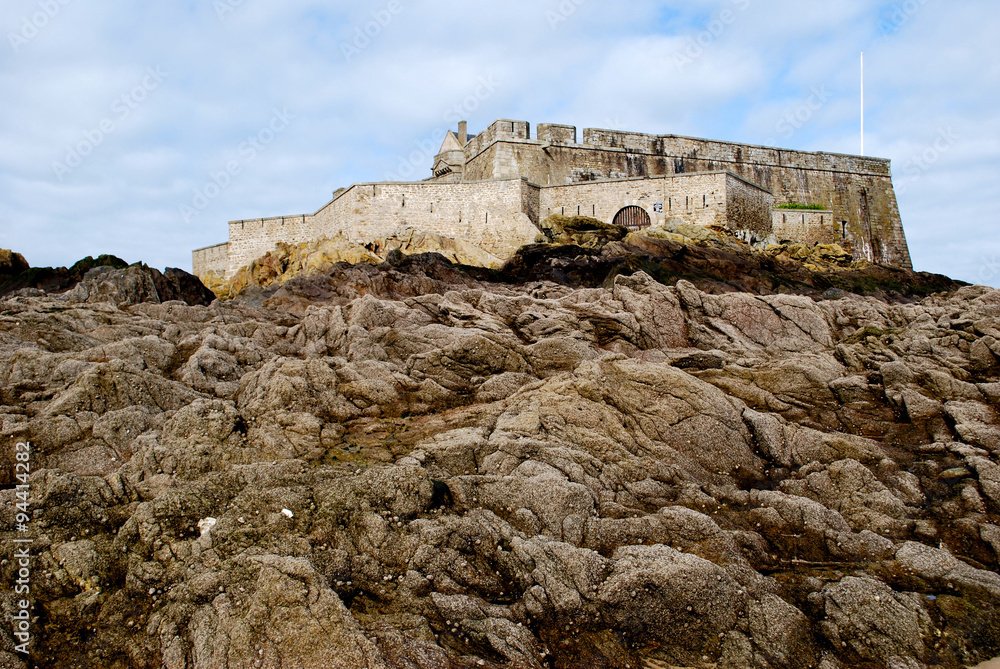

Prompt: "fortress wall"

[227,214,314,276]
[772,210,842,246]
[309,179,540,260]
[464,119,530,163]
[726,174,774,236]
[539,173,730,229]
[192,242,229,280]
[519,178,541,229]
[538,123,577,144]
[204,120,912,281]
[581,129,891,176]
[461,126,911,268]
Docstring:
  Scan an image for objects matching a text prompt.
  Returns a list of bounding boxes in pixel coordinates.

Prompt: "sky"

[1,0,998,286]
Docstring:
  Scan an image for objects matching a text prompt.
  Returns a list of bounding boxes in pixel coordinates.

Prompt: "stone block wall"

[459,121,912,268]
[726,174,774,236]
[203,171,776,281]
[192,242,229,279]
[772,209,842,245]
[464,119,531,164]
[541,173,727,229]
[227,215,313,277]
[539,172,773,234]
[309,179,538,258]
[217,179,543,277]
[538,124,577,144]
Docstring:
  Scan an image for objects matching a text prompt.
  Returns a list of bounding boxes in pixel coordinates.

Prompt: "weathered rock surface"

[1,245,998,668]
[0,254,215,307]
[537,214,629,249]
[0,249,30,281]
[215,229,507,299]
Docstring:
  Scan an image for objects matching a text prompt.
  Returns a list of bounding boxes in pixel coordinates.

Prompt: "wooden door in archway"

[613,205,651,232]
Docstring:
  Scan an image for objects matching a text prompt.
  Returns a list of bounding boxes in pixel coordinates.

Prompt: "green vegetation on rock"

[776,202,827,210]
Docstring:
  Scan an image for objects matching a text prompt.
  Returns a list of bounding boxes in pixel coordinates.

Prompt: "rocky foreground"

[2,235,1000,668]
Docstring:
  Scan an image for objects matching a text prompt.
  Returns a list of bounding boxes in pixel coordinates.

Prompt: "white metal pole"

[861,52,865,156]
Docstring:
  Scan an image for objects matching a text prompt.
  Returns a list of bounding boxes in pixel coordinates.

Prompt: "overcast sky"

[2,0,997,286]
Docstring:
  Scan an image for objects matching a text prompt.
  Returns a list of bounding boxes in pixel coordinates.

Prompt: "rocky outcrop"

[1,245,998,668]
[216,224,963,305]
[0,254,214,307]
[537,214,629,248]
[0,249,30,281]
[65,265,216,308]
[215,230,507,299]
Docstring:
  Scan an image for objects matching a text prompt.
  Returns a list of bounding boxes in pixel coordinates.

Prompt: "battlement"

[462,119,893,178]
[464,119,531,159]
[537,123,577,145]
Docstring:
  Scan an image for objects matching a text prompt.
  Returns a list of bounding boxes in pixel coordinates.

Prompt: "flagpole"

[861,52,865,156]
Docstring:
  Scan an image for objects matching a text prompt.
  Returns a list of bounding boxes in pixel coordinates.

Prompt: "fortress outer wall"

[460,120,911,268]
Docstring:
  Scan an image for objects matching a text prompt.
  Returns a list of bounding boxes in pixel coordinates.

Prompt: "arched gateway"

[613,205,651,232]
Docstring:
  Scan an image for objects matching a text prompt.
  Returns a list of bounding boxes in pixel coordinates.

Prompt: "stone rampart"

[461,122,911,268]
[192,242,229,279]
[539,172,772,232]
[227,215,313,277]
[212,172,776,280]
[222,179,542,277]
[772,209,841,246]
[726,173,774,236]
[193,118,914,282]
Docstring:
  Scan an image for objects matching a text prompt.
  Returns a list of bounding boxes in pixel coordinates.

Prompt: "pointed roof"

[438,130,464,154]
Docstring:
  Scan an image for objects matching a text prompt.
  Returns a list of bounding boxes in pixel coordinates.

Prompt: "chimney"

[458,121,468,145]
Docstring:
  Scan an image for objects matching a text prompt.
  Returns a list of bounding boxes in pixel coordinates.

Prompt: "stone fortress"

[192,118,912,282]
